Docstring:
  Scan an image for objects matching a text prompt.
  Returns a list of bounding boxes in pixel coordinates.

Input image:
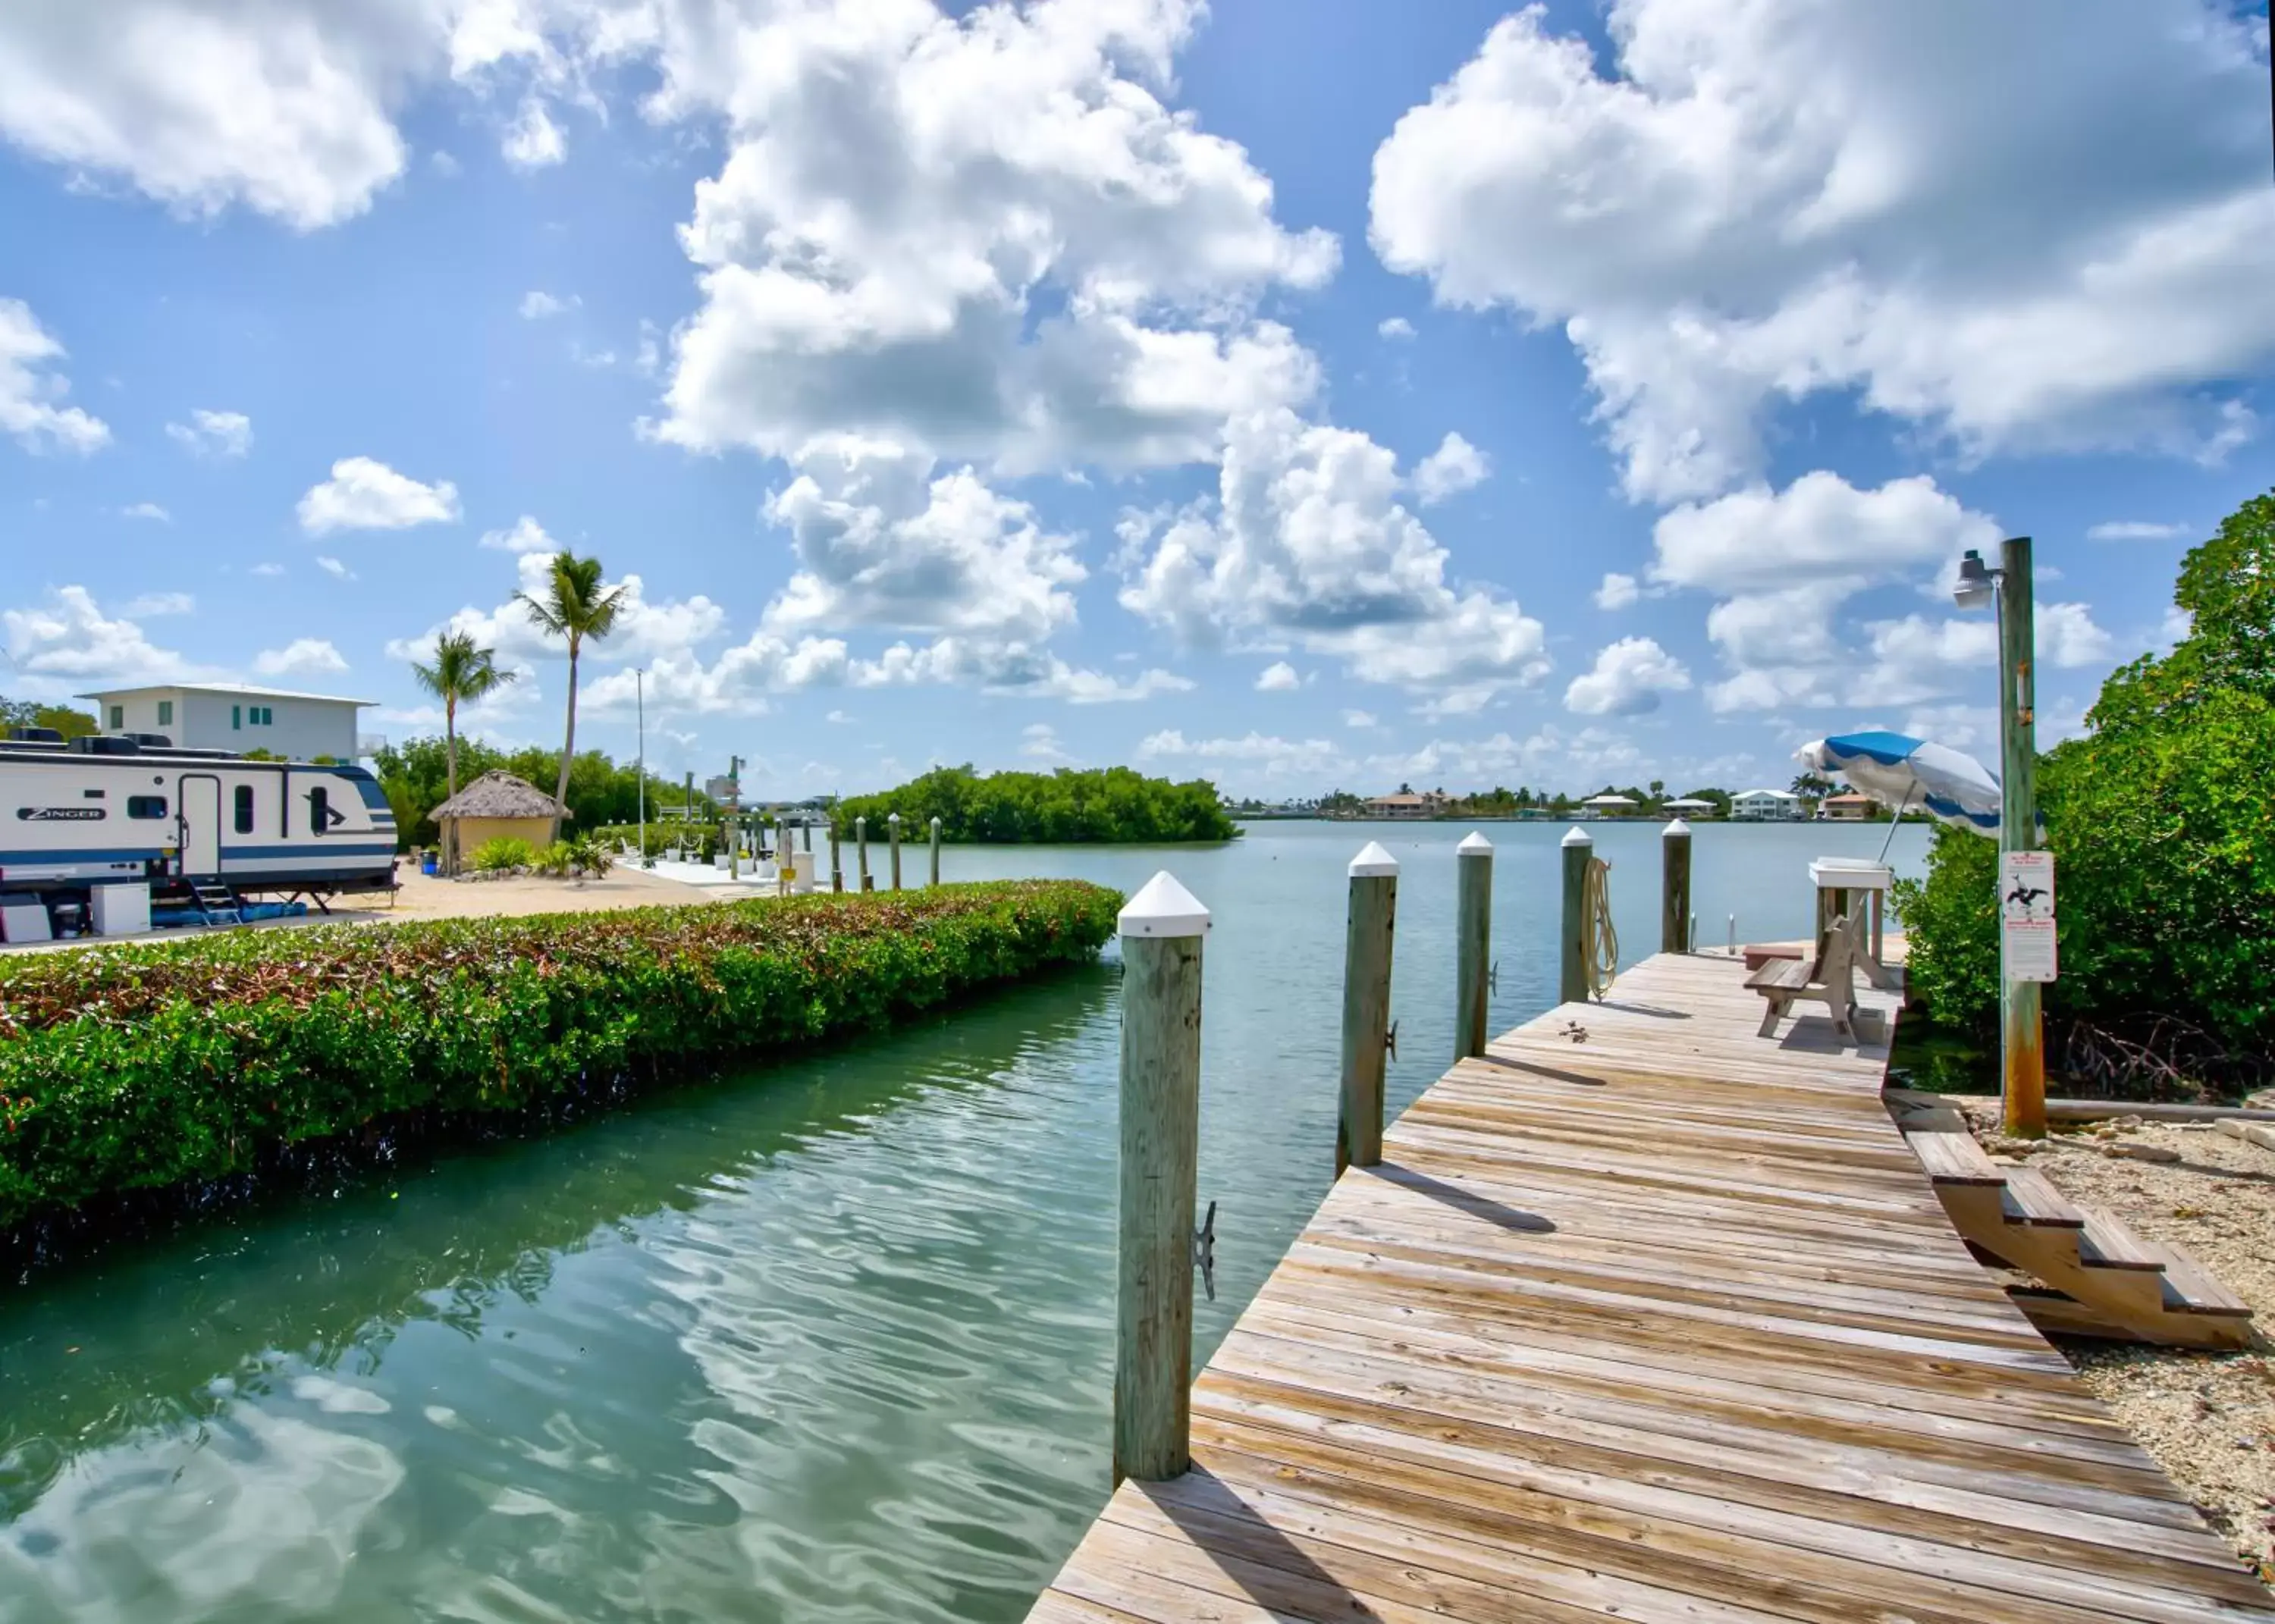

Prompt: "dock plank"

[1027,951,2275,1622]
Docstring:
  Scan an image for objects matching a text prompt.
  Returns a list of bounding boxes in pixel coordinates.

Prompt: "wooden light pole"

[1114,871,1209,1483]
[856,816,871,892]
[1338,842,1398,1174]
[889,812,902,891]
[929,815,942,886]
[1997,535,2044,1137]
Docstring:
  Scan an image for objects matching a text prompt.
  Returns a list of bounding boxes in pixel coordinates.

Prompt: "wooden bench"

[1745,914,1859,1039]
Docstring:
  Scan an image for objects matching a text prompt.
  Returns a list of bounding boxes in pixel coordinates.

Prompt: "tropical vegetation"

[372,737,704,852]
[410,629,516,872]
[518,550,628,843]
[834,764,1238,843]
[1894,489,2275,1089]
[0,880,1119,1231]
[0,698,98,740]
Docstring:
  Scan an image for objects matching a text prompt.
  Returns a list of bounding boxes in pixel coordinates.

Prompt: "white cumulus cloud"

[165,407,252,457]
[1370,0,2275,501]
[1254,660,1301,692]
[517,290,578,321]
[254,637,350,676]
[1594,572,1640,610]
[0,298,108,453]
[1411,431,1489,506]
[298,456,461,535]
[1119,409,1548,707]
[648,0,1337,475]
[1564,635,1692,716]
[2,586,196,683]
[479,515,557,553]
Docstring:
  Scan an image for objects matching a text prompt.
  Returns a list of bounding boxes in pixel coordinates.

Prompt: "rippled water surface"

[0,819,1924,1622]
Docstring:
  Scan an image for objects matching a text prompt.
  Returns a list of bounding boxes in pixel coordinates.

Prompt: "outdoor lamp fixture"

[1953,548,1999,610]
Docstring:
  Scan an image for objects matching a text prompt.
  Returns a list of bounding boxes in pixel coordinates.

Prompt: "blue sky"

[2,0,2269,801]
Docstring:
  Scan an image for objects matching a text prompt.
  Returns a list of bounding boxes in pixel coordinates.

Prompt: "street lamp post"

[1955,538,2044,1137]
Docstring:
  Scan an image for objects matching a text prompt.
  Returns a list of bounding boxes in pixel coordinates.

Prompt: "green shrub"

[0,881,1119,1230]
[472,836,535,872]
[567,836,614,878]
[836,764,1239,843]
[1893,490,2275,1067]
[532,839,577,878]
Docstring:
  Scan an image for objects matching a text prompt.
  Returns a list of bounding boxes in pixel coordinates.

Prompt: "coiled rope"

[1581,854,1619,999]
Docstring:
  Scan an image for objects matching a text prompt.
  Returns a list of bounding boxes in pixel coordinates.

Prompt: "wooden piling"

[1338,842,1398,1174]
[1661,818,1692,954]
[889,812,903,891]
[856,816,871,892]
[829,822,843,893]
[1454,832,1492,1059]
[929,816,943,886]
[1114,872,1209,1484]
[1560,826,1593,1005]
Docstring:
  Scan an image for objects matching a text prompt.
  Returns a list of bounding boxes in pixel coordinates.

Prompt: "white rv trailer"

[1,733,397,901]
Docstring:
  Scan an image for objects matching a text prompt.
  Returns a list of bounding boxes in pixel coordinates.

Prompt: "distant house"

[77,682,374,762]
[430,771,568,867]
[1662,796,1720,819]
[1819,792,1877,821]
[1730,788,1805,822]
[1364,791,1443,820]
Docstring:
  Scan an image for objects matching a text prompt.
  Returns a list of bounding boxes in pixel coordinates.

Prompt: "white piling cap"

[930,814,942,828]
[1348,841,1399,878]
[889,811,902,823]
[1561,825,1594,847]
[1663,817,1691,837]
[1119,870,1211,938]
[1457,831,1493,855]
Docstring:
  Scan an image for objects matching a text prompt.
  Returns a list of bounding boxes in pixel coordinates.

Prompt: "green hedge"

[0,880,1119,1231]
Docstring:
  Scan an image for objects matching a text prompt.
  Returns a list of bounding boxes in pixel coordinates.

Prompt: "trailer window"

[234,785,255,834]
[109,705,124,730]
[127,795,167,819]
[309,786,329,836]
[157,701,174,726]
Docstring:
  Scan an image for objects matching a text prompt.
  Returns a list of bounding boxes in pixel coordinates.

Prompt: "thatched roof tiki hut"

[430,770,569,873]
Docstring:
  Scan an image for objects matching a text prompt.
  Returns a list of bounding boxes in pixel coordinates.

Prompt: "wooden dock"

[1028,950,2275,1622]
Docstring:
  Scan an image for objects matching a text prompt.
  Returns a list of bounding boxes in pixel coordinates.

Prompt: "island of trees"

[835,765,1239,844]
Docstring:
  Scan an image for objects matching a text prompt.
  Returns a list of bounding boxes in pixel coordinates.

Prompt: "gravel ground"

[1960,1103,2275,1585]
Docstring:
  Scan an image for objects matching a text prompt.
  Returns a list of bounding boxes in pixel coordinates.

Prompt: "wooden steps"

[1886,1090,2253,1350]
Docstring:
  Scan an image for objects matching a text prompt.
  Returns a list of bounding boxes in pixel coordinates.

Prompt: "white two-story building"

[1730,788,1806,822]
[77,682,375,763]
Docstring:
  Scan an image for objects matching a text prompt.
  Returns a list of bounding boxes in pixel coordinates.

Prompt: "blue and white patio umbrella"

[1796,731,2003,836]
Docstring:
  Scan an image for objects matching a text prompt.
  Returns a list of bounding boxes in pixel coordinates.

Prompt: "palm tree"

[411,630,515,873]
[518,550,628,842]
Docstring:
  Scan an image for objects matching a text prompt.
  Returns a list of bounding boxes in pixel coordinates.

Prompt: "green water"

[0,820,1925,1622]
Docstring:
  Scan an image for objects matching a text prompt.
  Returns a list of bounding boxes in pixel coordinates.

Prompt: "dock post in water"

[1454,832,1492,1058]
[1661,817,1692,953]
[929,816,942,886]
[1338,842,1398,1174]
[856,817,871,892]
[1560,826,1593,1004]
[1114,872,1210,1484]
[889,813,902,891]
[829,822,843,893]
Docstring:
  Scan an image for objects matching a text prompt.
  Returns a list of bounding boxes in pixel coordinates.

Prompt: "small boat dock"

[1028,950,2274,1622]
